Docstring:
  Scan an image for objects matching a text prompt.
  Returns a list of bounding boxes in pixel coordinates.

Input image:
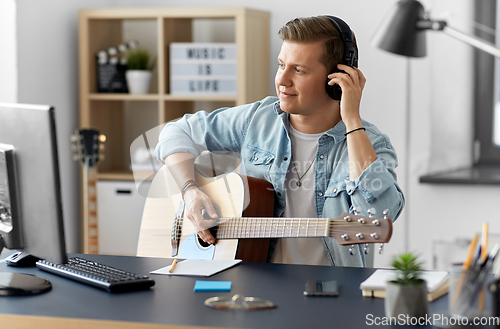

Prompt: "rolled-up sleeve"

[344,140,405,222]
[154,99,271,163]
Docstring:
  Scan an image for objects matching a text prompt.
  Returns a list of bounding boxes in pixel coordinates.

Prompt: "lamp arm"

[418,19,500,59]
[442,26,500,58]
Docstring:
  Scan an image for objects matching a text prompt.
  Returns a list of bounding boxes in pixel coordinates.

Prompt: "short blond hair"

[278,16,358,72]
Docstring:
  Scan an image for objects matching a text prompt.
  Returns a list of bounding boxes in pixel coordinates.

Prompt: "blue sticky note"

[194,280,232,292]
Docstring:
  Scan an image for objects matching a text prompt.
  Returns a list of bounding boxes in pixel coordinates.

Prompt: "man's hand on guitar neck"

[183,187,218,245]
[165,152,218,245]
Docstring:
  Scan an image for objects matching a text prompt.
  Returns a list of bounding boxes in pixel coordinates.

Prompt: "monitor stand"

[0,238,51,296]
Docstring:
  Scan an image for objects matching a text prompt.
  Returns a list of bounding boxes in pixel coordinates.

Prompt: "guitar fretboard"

[216,217,337,239]
[83,166,99,254]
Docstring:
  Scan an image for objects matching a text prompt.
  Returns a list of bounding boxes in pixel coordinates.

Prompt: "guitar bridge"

[171,201,185,257]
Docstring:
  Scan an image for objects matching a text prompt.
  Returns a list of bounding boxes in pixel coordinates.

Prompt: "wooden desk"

[0,253,449,328]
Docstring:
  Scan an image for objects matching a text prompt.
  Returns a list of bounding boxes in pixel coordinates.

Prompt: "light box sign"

[170,43,237,95]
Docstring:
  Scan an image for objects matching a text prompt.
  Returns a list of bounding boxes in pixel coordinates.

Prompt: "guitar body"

[137,165,274,262]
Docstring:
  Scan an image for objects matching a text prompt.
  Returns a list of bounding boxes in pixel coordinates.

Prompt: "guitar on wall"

[137,162,393,263]
[72,128,105,254]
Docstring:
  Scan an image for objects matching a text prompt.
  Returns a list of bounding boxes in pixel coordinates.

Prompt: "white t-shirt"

[271,123,330,266]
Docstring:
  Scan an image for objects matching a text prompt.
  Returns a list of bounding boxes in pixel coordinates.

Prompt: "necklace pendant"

[296,181,302,187]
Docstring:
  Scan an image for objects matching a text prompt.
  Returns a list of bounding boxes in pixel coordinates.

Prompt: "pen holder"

[449,263,492,319]
[488,279,500,318]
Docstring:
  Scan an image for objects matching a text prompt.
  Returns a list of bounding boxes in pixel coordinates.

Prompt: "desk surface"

[0,253,449,328]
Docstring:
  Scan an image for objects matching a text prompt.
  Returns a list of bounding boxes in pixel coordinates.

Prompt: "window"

[420,0,500,184]
[495,1,500,148]
[475,0,500,164]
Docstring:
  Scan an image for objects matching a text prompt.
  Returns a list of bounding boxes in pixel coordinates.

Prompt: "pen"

[463,234,479,270]
[452,234,479,307]
[479,223,489,310]
[169,259,178,273]
[481,223,489,262]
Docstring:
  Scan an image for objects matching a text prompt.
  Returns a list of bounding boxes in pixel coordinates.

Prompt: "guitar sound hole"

[197,203,222,248]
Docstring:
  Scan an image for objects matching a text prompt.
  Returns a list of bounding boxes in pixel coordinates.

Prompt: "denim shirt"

[155,96,405,267]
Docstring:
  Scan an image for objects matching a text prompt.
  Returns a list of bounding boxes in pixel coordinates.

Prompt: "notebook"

[150,259,241,277]
[360,269,449,302]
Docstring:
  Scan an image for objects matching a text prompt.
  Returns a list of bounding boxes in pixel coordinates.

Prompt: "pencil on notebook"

[169,259,178,273]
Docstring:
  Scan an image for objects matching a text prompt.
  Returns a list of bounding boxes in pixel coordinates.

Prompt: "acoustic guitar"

[137,165,392,263]
[72,129,105,254]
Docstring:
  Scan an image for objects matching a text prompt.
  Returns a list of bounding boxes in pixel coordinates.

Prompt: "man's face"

[275,40,333,116]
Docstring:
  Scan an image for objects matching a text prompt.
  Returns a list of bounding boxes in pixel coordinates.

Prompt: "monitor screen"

[0,103,67,265]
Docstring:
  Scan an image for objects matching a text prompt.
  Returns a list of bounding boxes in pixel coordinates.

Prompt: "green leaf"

[125,48,153,70]
[390,252,424,285]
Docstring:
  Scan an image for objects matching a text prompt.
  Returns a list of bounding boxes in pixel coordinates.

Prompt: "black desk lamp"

[372,0,500,58]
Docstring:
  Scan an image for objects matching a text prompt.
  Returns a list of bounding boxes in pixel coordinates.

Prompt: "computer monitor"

[0,103,67,266]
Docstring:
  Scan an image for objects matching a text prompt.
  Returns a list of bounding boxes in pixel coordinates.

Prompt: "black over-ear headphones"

[324,16,358,101]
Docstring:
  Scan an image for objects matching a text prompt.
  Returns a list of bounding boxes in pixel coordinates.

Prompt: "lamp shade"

[372,0,427,57]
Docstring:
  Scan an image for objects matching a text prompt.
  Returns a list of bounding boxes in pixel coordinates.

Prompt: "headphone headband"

[324,15,357,67]
[323,15,357,100]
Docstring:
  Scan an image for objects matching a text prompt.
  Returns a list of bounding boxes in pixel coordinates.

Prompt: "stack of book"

[169,43,237,95]
[360,269,450,302]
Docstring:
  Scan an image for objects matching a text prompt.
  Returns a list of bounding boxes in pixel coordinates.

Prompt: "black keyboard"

[36,257,155,293]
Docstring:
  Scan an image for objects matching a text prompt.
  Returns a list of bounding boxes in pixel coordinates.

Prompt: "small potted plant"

[125,48,154,94]
[385,252,428,318]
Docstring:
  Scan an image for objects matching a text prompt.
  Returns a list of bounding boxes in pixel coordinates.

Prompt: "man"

[155,15,404,267]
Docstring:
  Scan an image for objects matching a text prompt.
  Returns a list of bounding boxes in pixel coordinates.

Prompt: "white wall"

[11,0,499,268]
[0,0,17,103]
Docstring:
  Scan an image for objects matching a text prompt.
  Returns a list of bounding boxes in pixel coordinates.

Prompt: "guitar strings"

[214,217,377,239]
[218,218,327,238]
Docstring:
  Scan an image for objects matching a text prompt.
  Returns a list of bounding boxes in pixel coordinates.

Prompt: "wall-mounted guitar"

[137,163,392,263]
[71,129,105,254]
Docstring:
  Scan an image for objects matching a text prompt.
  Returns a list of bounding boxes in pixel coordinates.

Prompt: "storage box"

[170,43,237,95]
[97,180,151,256]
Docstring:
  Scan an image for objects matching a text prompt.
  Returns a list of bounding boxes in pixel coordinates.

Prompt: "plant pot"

[126,70,151,94]
[385,281,428,318]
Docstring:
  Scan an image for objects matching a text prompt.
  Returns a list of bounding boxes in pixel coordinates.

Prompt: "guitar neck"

[216,217,331,239]
[213,213,392,245]
[83,166,98,254]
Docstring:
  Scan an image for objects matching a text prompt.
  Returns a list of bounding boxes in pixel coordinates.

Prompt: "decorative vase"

[126,70,151,94]
[385,281,428,318]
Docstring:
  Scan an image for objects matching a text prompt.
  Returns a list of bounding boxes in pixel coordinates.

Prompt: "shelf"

[98,171,135,181]
[79,7,261,20]
[89,94,161,101]
[163,94,237,102]
[80,7,270,178]
[419,164,500,185]
[98,170,155,182]
[88,93,237,102]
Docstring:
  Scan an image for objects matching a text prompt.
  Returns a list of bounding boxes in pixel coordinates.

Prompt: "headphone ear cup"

[326,71,342,100]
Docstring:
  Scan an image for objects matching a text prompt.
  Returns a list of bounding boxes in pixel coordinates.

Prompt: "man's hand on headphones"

[327,64,366,129]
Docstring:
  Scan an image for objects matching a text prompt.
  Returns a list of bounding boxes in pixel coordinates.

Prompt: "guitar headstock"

[331,211,392,245]
[71,128,106,168]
